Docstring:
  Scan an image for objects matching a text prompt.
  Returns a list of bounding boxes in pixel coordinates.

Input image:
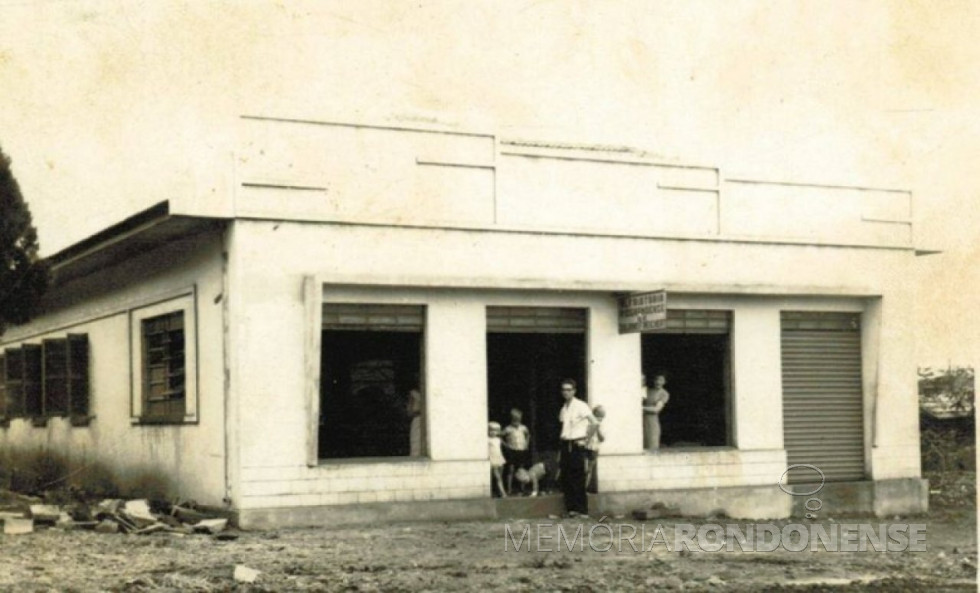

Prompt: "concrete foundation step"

[494,493,565,519]
[493,493,602,519]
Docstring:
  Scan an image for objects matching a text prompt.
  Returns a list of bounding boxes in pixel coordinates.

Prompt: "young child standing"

[584,405,606,492]
[488,422,508,498]
[501,408,531,495]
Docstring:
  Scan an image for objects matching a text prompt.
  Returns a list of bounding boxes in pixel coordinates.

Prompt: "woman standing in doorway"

[642,374,670,450]
[407,388,423,456]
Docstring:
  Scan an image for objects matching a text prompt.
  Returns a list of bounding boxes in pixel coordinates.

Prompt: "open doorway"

[487,333,586,453]
[486,306,587,495]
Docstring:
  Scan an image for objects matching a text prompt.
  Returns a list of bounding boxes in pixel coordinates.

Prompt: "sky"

[0,0,977,367]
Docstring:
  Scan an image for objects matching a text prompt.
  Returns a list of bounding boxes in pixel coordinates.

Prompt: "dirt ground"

[1,473,976,592]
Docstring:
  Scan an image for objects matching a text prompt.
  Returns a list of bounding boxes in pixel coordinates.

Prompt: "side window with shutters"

[129,293,197,424]
[4,348,24,417]
[22,345,42,418]
[68,334,90,420]
[0,334,91,427]
[43,338,69,417]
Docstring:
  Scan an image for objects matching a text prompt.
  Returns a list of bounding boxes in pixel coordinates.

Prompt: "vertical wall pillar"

[588,298,644,454]
[731,304,784,450]
[426,301,488,461]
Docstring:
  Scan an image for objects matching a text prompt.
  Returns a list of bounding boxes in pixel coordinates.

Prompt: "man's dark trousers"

[560,439,588,514]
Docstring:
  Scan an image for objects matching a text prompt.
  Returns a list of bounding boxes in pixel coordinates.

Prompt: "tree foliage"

[919,365,976,417]
[0,145,50,335]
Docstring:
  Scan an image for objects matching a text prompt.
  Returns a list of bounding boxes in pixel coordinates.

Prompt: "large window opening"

[486,307,587,493]
[641,310,731,448]
[141,312,186,422]
[319,304,425,460]
[130,294,197,424]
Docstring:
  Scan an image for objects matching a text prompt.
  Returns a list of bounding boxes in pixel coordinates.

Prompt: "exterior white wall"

[868,290,921,479]
[232,117,913,249]
[0,231,228,505]
[722,181,912,246]
[231,218,919,510]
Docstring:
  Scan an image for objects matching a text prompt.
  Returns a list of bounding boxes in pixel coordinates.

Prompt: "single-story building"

[0,116,928,527]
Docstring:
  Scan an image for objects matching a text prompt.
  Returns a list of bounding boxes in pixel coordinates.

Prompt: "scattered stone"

[172,505,208,523]
[158,514,182,528]
[122,500,157,528]
[94,520,120,534]
[29,504,62,524]
[706,575,726,586]
[97,499,124,514]
[110,513,138,533]
[3,517,34,535]
[67,504,94,522]
[193,518,228,534]
[168,525,195,535]
[0,511,26,521]
[55,512,76,529]
[134,523,169,535]
[234,565,261,583]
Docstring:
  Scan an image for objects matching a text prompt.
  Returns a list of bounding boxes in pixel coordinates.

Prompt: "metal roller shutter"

[661,309,731,334]
[486,307,587,333]
[322,304,425,331]
[781,312,865,483]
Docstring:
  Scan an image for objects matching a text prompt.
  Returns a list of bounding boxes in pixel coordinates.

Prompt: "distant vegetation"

[920,366,975,509]
[0,144,49,335]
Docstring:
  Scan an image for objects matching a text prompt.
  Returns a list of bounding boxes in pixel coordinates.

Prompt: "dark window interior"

[320,330,422,459]
[642,333,730,447]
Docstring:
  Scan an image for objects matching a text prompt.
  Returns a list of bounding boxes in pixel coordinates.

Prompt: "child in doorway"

[488,422,508,498]
[584,405,606,492]
[501,408,531,495]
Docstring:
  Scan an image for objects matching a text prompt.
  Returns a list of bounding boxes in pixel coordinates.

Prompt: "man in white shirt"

[557,378,598,517]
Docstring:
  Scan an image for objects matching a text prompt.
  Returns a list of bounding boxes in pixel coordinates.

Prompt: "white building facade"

[0,117,927,527]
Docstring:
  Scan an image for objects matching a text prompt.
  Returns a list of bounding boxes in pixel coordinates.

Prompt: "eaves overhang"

[47,201,227,285]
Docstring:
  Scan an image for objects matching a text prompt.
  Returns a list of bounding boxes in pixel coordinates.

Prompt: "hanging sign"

[618,290,667,333]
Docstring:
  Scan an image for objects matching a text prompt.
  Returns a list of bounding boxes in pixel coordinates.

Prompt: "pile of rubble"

[1,498,233,538]
[631,501,681,520]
